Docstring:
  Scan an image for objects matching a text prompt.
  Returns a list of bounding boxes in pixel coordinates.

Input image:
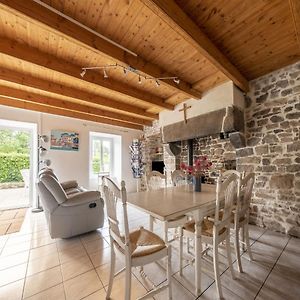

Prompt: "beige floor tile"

[25,283,65,300]
[173,264,214,297]
[6,233,32,246]
[1,240,31,256]
[0,210,18,220]
[0,279,24,300]
[80,231,104,244]
[27,252,60,276]
[0,263,27,287]
[58,244,87,264]
[23,266,62,298]
[0,250,29,271]
[88,247,111,268]
[154,277,195,300]
[105,272,148,300]
[61,254,93,281]
[96,260,124,286]
[82,288,106,300]
[29,243,57,261]
[56,237,81,251]
[63,270,103,300]
[199,282,243,300]
[31,235,56,249]
[0,223,10,235]
[83,237,110,255]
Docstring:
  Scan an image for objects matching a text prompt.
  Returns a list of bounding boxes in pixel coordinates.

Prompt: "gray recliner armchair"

[37,169,104,238]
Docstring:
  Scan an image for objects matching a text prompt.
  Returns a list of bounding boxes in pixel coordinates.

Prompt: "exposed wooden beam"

[289,0,300,49]
[0,37,174,110]
[0,96,143,130]
[0,68,158,120]
[0,85,152,126]
[0,0,202,99]
[140,0,249,92]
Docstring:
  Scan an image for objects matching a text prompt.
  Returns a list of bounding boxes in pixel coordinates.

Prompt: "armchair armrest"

[61,180,78,190]
[61,191,101,207]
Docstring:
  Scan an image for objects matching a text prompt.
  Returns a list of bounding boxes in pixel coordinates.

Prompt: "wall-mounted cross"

[179,103,192,124]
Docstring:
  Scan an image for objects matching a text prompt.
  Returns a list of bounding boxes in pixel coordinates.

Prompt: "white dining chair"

[233,172,255,272]
[171,169,186,186]
[147,171,188,242]
[209,170,255,273]
[179,172,238,299]
[101,177,172,300]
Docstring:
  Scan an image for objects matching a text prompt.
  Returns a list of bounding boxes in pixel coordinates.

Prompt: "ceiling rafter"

[0,85,152,126]
[0,0,202,100]
[140,0,249,92]
[289,0,300,50]
[0,37,174,111]
[0,96,143,130]
[0,68,158,120]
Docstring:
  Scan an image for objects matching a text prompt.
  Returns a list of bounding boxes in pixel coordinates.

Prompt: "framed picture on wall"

[50,130,79,151]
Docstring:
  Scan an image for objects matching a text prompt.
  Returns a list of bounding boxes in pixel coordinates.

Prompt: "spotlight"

[155,79,160,87]
[173,78,180,84]
[138,75,142,84]
[123,68,127,75]
[80,69,86,77]
[103,69,108,79]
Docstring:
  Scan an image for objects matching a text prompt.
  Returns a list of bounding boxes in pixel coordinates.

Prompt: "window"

[89,132,121,189]
[91,136,113,176]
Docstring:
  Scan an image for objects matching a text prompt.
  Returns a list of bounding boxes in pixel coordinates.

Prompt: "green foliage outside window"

[0,129,30,183]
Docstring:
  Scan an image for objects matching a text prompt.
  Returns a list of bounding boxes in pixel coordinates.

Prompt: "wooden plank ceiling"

[0,0,299,130]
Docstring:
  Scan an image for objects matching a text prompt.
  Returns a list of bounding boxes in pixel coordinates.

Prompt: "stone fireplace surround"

[143,61,300,237]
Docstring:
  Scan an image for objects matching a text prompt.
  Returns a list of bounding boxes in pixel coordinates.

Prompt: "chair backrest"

[237,173,255,220]
[101,176,130,253]
[171,170,186,186]
[146,171,167,190]
[215,172,239,230]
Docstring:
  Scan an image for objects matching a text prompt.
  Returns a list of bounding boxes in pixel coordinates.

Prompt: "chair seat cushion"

[183,219,226,237]
[128,228,166,258]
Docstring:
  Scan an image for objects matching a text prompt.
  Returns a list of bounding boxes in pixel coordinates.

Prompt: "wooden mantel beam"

[0,85,152,126]
[0,0,202,100]
[0,68,158,120]
[140,0,249,92]
[0,37,174,111]
[0,96,143,130]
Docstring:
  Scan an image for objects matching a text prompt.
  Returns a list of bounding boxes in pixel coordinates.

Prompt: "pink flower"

[180,162,187,170]
[187,166,193,174]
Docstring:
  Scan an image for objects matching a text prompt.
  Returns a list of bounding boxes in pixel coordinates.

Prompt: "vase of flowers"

[180,156,212,192]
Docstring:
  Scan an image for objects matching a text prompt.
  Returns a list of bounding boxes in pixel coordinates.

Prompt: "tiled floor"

[0,206,299,300]
[0,208,27,235]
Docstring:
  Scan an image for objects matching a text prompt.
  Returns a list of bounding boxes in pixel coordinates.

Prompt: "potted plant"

[180,156,212,192]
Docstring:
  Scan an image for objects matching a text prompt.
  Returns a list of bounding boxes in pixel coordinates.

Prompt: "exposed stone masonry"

[240,61,300,236]
[142,61,300,236]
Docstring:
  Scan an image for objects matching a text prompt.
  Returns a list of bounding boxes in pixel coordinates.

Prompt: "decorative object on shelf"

[50,130,79,151]
[180,156,212,192]
[80,63,180,87]
[129,139,144,179]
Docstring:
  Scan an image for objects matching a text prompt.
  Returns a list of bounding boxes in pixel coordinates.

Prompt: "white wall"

[0,105,142,192]
[159,81,245,127]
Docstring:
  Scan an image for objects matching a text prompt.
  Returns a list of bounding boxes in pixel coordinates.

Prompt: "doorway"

[0,119,37,210]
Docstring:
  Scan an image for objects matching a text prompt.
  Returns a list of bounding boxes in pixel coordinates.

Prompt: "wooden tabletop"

[127,184,217,221]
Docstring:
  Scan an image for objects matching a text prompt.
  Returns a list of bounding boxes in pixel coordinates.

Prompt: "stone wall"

[240,61,300,236]
[143,61,300,236]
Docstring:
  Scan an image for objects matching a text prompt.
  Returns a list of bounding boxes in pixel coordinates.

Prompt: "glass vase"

[193,175,201,192]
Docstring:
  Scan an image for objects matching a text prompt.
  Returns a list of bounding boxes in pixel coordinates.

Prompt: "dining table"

[127,183,218,295]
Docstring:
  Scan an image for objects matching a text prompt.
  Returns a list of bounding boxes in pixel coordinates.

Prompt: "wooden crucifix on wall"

[179,103,192,124]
